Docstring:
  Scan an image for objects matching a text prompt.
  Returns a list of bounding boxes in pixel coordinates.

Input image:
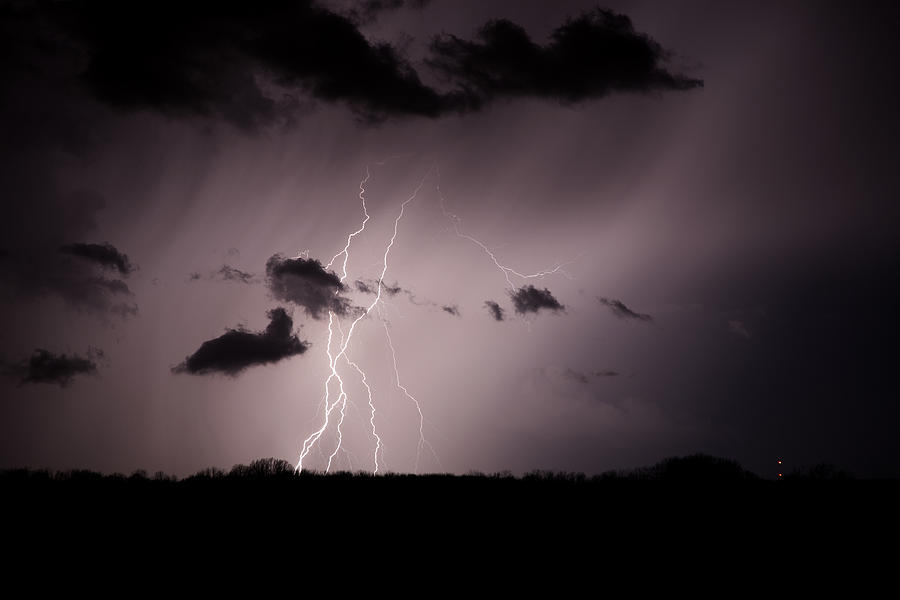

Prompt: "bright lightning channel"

[296,164,434,474]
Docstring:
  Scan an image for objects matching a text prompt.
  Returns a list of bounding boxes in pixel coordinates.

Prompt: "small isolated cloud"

[173,308,308,376]
[59,242,135,276]
[7,348,101,387]
[216,265,254,283]
[484,300,505,321]
[265,255,354,319]
[564,368,589,384]
[354,279,404,296]
[594,370,620,378]
[510,285,564,315]
[355,280,376,294]
[728,320,752,339]
[189,265,256,284]
[597,297,652,321]
[442,305,460,316]
[345,0,433,25]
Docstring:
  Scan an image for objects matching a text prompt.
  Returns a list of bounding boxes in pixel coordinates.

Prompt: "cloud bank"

[3,2,702,127]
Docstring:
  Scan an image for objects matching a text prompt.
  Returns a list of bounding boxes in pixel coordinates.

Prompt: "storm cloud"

[428,8,702,109]
[597,297,652,322]
[344,0,433,25]
[189,265,256,284]
[7,348,101,387]
[484,300,505,321]
[59,242,134,276]
[354,279,404,296]
[510,285,564,315]
[27,0,451,127]
[266,255,354,319]
[2,2,701,127]
[173,307,308,376]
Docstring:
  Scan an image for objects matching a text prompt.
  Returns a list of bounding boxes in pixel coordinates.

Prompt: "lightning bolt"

[381,317,439,474]
[346,355,383,473]
[436,168,577,289]
[296,163,435,474]
[294,161,571,475]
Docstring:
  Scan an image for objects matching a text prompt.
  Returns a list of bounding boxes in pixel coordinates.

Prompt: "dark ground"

[4,454,896,587]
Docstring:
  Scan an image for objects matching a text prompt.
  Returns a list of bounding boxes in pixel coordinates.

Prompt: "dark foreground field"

[4,454,897,580]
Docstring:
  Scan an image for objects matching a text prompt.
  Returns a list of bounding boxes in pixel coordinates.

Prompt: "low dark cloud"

[0,188,137,318]
[6,348,101,387]
[216,265,254,283]
[510,285,564,315]
[442,304,460,316]
[266,255,354,319]
[428,8,702,110]
[1,3,700,128]
[26,0,452,127]
[354,279,376,294]
[173,308,308,376]
[597,297,652,322]
[484,300,505,321]
[382,281,404,296]
[354,278,404,296]
[564,368,589,384]
[59,242,134,276]
[594,370,620,378]
[344,0,432,25]
[189,265,256,284]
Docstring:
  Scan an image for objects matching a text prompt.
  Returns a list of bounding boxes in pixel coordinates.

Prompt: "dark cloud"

[597,297,652,322]
[24,0,452,127]
[484,300,505,321]
[215,265,254,283]
[428,8,702,109]
[354,279,376,294]
[2,253,137,318]
[265,255,354,319]
[344,0,432,25]
[59,242,134,276]
[354,278,405,297]
[173,307,308,376]
[564,368,589,384]
[383,281,404,296]
[6,348,101,387]
[442,304,460,316]
[594,370,620,378]
[189,265,256,284]
[510,285,564,315]
[0,3,699,128]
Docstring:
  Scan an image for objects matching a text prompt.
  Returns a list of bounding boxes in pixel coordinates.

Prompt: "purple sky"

[2,0,899,477]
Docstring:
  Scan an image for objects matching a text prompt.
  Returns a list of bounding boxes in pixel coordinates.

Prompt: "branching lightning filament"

[295,164,434,474]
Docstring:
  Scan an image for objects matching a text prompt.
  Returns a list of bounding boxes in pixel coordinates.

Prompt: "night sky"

[2,0,899,478]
